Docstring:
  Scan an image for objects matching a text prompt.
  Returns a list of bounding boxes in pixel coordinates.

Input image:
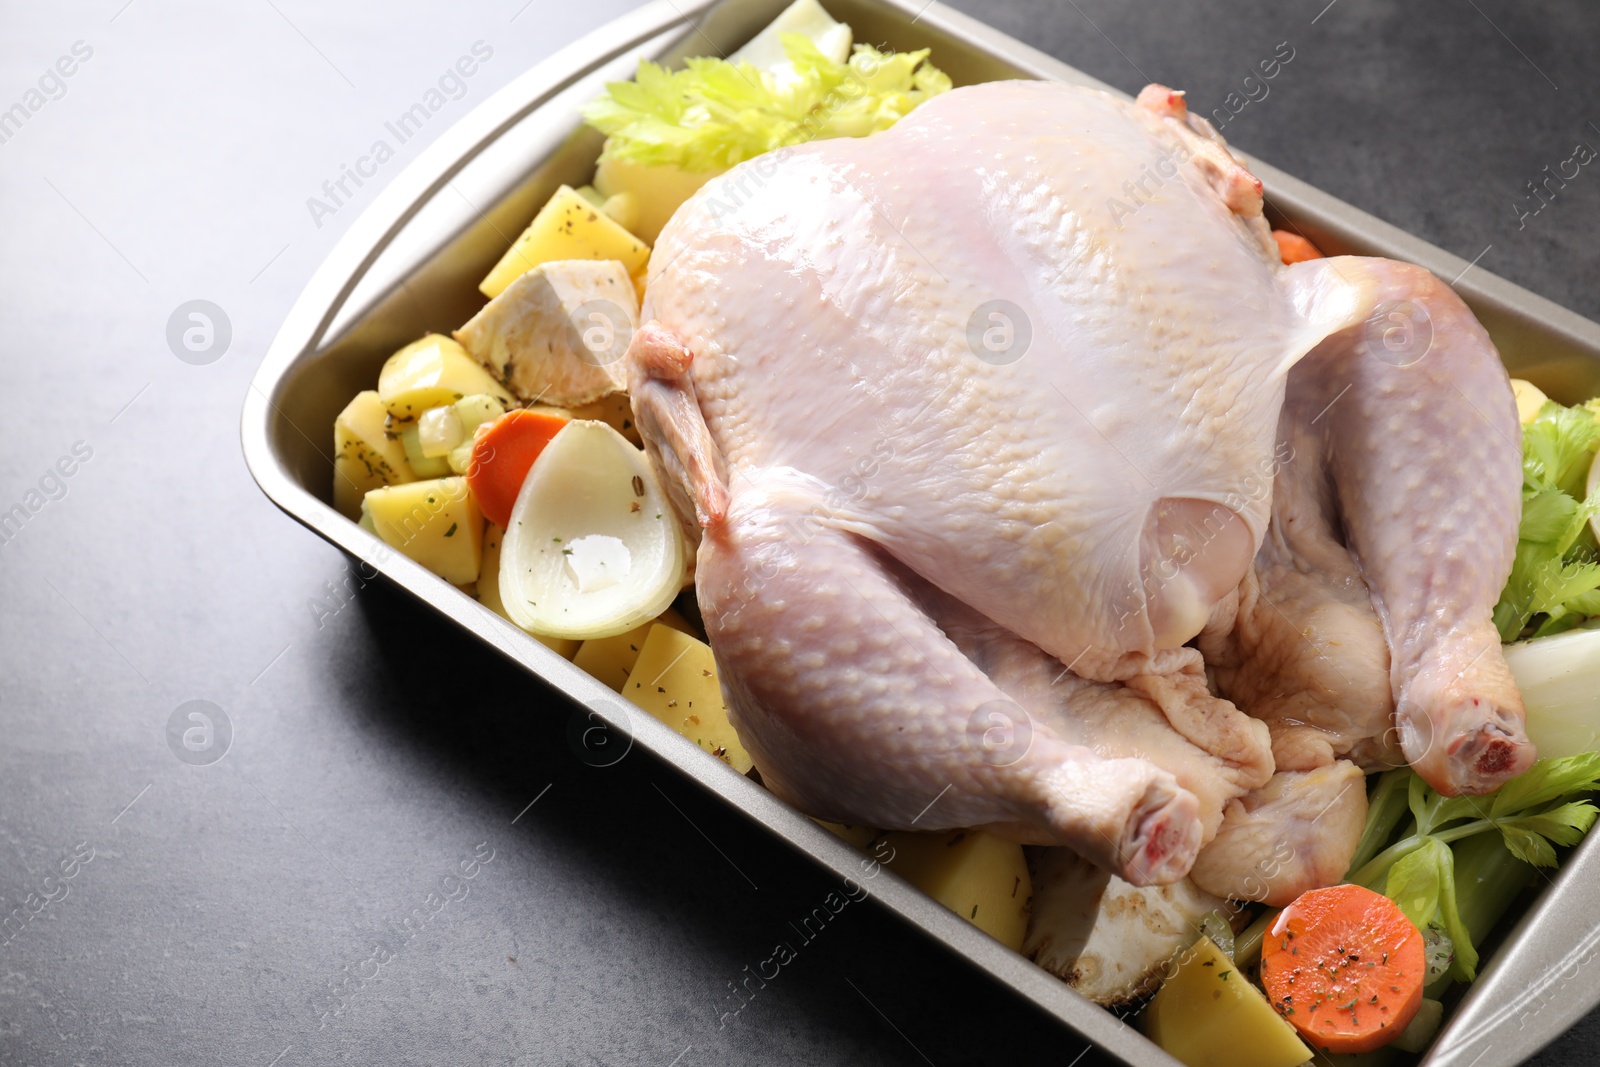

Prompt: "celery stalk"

[1348,768,1414,874]
[1453,833,1537,960]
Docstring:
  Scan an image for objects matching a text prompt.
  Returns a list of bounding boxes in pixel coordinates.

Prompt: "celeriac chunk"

[1024,847,1232,1007]
[455,259,639,407]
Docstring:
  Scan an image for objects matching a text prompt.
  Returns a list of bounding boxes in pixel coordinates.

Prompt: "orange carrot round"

[1273,229,1325,264]
[464,409,569,528]
[1259,883,1424,1054]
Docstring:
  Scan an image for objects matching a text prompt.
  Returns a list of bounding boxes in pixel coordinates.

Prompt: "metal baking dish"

[240,2,1600,1064]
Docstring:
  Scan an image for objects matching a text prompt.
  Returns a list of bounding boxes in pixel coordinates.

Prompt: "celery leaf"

[581,35,951,173]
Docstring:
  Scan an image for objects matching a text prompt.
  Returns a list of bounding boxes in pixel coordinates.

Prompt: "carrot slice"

[1273,229,1324,264]
[464,409,570,527]
[1259,883,1424,1054]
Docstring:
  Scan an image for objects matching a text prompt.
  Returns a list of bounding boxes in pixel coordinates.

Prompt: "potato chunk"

[377,334,513,422]
[364,476,484,585]
[571,608,692,690]
[478,184,651,299]
[333,390,414,518]
[593,157,722,245]
[1510,378,1549,424]
[455,260,638,407]
[1143,936,1312,1067]
[623,623,752,773]
[876,829,1032,950]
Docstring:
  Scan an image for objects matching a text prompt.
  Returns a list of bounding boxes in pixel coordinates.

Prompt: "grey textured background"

[1,1,1597,1065]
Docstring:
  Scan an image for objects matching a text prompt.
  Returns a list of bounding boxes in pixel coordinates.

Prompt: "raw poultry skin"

[626,79,1533,889]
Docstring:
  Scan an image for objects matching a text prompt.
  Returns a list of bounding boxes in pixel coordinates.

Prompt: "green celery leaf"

[1523,405,1600,499]
[581,35,952,173]
[1387,838,1444,929]
[1431,840,1479,981]
[1408,771,1433,834]
[1519,487,1581,544]
[1499,801,1600,849]
[1530,558,1600,616]
[1567,589,1600,616]
[1490,752,1600,818]
[1499,826,1559,867]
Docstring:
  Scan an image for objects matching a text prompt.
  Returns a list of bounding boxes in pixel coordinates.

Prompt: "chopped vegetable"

[874,828,1032,950]
[581,34,951,174]
[498,420,685,640]
[364,476,484,585]
[624,622,753,773]
[456,259,638,406]
[591,156,723,245]
[1145,935,1312,1067]
[1511,378,1549,424]
[478,522,579,659]
[418,404,465,458]
[730,0,852,73]
[1027,849,1233,1007]
[1506,627,1600,759]
[1493,395,1600,640]
[400,422,450,478]
[464,408,571,528]
[477,185,650,299]
[572,607,695,691]
[1345,753,1600,980]
[1259,883,1424,1054]
[377,334,514,420]
[333,390,415,518]
[1390,997,1444,1054]
[1272,229,1323,264]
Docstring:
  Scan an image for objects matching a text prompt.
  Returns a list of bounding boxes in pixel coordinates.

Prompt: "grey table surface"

[2,1,1597,1065]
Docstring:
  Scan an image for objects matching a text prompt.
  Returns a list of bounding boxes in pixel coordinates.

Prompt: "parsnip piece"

[624,623,752,773]
[478,185,650,299]
[877,829,1032,950]
[455,260,638,407]
[499,421,685,639]
[571,607,693,691]
[1143,936,1312,1067]
[333,390,414,518]
[378,334,513,421]
[364,476,484,585]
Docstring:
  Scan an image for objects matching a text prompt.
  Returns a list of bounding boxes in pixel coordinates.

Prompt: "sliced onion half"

[500,419,686,640]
